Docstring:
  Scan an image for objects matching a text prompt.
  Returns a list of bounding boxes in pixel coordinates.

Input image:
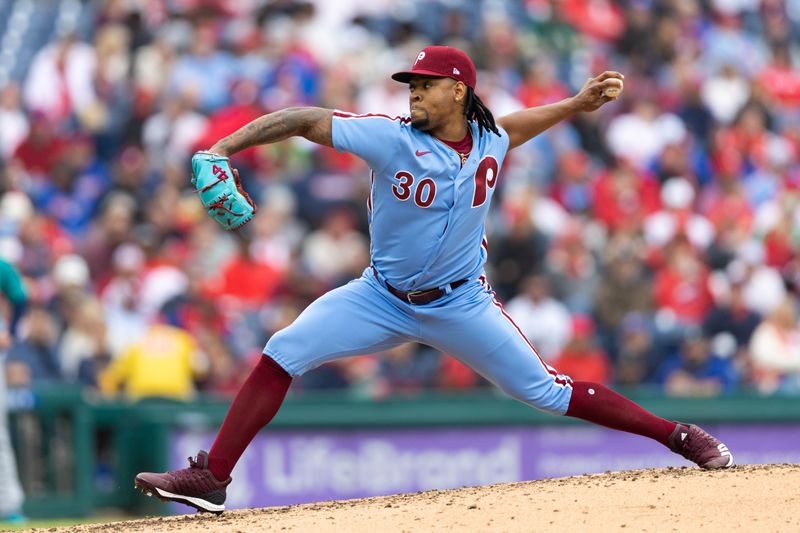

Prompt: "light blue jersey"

[265,110,574,416]
[331,111,508,291]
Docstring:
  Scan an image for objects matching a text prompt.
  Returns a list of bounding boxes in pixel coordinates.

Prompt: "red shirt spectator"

[516,59,570,108]
[654,240,713,325]
[704,186,753,235]
[757,48,800,107]
[551,316,611,384]
[713,107,770,168]
[12,115,67,175]
[592,164,661,231]
[193,79,265,169]
[562,0,626,42]
[437,355,482,389]
[205,242,285,310]
[763,223,794,269]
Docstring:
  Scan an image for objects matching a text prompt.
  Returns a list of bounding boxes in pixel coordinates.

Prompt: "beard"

[410,109,430,130]
[410,117,430,130]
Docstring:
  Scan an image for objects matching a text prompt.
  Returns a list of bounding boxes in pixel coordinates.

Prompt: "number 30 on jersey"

[390,156,499,209]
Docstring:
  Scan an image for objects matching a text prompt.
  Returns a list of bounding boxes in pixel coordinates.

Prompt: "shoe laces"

[684,427,717,455]
[170,454,219,493]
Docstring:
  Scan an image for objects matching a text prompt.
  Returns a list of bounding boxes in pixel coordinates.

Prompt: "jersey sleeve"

[496,124,512,158]
[331,111,404,172]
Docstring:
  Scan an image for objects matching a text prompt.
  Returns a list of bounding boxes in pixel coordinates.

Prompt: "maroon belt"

[376,271,468,305]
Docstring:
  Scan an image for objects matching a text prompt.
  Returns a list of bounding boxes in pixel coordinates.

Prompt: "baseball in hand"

[603,81,623,98]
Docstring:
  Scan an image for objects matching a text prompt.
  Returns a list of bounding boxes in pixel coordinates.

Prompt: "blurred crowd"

[1,0,800,401]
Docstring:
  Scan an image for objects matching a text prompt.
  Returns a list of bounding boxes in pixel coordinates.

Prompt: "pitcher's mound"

[53,464,799,533]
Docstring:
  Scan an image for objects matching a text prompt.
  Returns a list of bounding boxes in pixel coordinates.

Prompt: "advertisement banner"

[171,424,800,511]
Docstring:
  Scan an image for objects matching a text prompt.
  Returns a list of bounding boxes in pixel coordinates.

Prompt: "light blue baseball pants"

[265,267,573,415]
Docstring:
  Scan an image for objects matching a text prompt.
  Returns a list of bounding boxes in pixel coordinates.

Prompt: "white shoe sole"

[154,486,225,513]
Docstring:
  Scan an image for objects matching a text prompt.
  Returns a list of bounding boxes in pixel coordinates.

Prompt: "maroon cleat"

[134,451,231,514]
[668,423,735,469]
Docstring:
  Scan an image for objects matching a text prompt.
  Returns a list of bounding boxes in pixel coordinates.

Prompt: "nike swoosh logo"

[415,150,431,156]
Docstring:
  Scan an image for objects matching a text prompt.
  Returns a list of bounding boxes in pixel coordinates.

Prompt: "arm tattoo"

[212,107,333,155]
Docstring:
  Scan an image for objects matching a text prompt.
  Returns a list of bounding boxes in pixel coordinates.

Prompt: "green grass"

[0,514,133,532]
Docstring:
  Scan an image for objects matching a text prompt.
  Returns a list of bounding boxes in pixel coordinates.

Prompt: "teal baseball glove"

[191,151,257,231]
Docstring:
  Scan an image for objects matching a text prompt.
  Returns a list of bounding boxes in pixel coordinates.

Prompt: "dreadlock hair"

[464,88,499,138]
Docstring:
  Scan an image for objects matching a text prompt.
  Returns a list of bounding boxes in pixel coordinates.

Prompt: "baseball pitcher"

[136,46,733,514]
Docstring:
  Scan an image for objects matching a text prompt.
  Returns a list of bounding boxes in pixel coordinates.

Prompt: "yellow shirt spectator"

[100,324,206,401]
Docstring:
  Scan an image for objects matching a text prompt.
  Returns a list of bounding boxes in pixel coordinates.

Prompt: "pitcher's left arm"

[498,71,624,150]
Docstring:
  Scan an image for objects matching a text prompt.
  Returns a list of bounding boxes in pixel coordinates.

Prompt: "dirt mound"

[42,464,800,533]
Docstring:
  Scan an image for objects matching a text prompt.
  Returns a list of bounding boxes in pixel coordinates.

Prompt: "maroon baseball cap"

[392,46,477,90]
